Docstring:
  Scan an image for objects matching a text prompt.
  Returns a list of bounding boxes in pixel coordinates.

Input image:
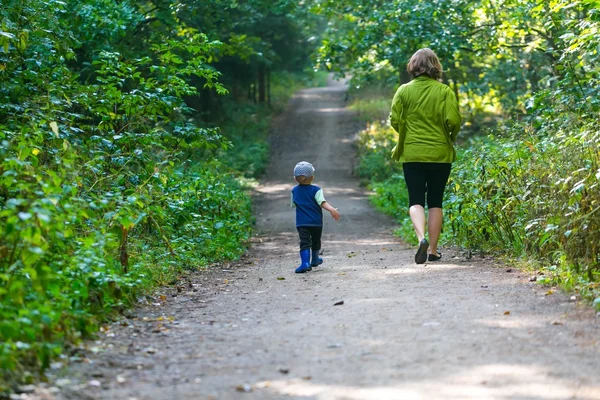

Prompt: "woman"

[390,48,461,264]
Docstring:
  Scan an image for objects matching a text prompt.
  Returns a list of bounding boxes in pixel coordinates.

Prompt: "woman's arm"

[390,87,406,161]
[390,87,404,133]
[445,88,461,142]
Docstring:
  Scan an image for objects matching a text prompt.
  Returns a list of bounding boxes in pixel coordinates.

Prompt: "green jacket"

[390,76,461,163]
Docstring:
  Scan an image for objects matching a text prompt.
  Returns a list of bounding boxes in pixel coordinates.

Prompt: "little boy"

[291,161,340,273]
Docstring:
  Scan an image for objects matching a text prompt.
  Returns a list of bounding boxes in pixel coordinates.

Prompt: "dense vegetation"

[0,0,322,390]
[320,0,600,304]
[2,0,599,391]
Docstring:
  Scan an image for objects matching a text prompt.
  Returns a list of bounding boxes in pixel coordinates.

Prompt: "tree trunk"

[400,69,411,84]
[119,225,129,273]
[267,69,271,107]
[452,81,460,103]
[258,64,266,103]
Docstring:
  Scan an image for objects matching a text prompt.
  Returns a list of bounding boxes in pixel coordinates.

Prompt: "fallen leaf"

[276,277,285,281]
[504,311,510,315]
[278,367,289,374]
[236,384,253,393]
[224,279,229,284]
[334,300,344,306]
[552,321,564,326]
[302,376,312,380]
[159,295,167,301]
[545,290,554,296]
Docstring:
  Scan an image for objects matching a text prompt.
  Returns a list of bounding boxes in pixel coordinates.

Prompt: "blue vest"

[292,184,323,227]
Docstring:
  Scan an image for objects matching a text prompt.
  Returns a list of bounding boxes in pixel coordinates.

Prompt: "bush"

[447,121,599,301]
[0,25,252,388]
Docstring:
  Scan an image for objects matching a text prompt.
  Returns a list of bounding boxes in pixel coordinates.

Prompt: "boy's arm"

[321,201,340,221]
[315,189,340,220]
[291,192,295,208]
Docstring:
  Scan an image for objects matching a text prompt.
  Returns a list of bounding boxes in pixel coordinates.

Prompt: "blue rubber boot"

[295,249,312,273]
[311,250,323,267]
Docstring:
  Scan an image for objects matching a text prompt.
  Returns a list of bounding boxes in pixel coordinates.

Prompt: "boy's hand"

[330,208,340,221]
[321,202,340,221]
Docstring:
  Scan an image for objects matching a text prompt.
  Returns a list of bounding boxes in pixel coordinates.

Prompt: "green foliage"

[0,0,321,390]
[0,25,247,387]
[447,121,599,300]
[315,0,600,130]
[219,103,272,178]
[355,121,400,183]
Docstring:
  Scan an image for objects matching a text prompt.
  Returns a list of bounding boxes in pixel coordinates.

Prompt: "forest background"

[0,0,599,392]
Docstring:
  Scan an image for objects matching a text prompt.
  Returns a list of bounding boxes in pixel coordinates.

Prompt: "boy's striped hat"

[294,161,315,177]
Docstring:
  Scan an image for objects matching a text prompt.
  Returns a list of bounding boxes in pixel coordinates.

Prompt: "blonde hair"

[295,175,313,185]
[407,48,443,80]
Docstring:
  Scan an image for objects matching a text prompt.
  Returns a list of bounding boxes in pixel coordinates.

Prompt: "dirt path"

[50,78,600,400]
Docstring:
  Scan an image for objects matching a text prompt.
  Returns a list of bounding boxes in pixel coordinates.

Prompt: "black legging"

[297,226,322,251]
[403,162,451,209]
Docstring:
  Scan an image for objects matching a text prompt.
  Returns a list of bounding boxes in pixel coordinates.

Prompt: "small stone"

[16,385,36,394]
[88,380,102,387]
[50,361,64,370]
[529,276,537,282]
[55,379,71,387]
